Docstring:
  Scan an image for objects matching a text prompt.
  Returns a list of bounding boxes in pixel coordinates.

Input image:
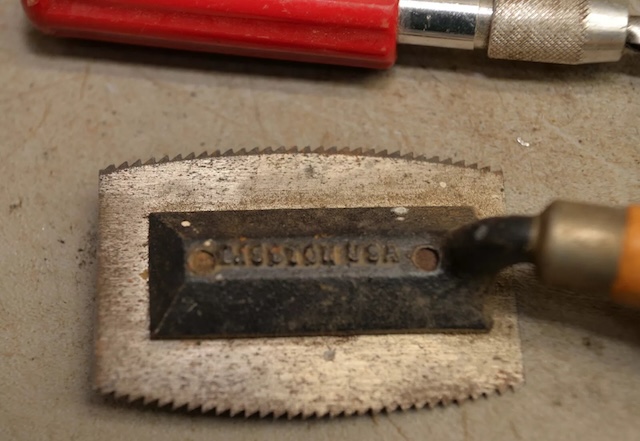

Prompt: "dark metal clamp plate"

[149,206,492,339]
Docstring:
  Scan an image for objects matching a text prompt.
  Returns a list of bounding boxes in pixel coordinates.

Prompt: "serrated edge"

[97,146,508,417]
[96,383,521,419]
[99,147,499,176]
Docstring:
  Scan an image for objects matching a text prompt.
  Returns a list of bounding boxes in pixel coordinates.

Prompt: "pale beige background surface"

[1,0,640,439]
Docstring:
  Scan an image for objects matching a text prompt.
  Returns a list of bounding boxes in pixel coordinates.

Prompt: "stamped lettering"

[196,239,402,270]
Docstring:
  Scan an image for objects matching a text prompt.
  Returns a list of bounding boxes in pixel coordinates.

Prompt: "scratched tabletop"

[2,0,640,439]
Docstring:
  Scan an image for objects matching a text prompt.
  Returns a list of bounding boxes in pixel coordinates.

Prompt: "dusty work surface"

[1,0,640,438]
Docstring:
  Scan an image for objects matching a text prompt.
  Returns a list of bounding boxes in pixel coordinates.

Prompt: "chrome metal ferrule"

[398,0,634,64]
[397,0,493,50]
[531,201,626,293]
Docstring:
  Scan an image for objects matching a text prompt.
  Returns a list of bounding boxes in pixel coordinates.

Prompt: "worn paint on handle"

[22,0,398,68]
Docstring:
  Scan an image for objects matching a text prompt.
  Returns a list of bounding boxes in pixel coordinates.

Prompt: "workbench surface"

[2,0,640,438]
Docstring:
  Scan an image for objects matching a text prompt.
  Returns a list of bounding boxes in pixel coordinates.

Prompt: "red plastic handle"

[22,0,399,68]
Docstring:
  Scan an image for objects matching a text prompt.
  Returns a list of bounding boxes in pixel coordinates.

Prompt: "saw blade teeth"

[186,401,201,412]
[112,389,128,400]
[423,400,434,409]
[214,406,228,416]
[156,397,174,408]
[101,164,116,174]
[229,407,244,417]
[301,410,316,419]
[94,383,515,417]
[383,404,398,413]
[173,403,190,412]
[414,400,428,410]
[100,147,498,176]
[125,393,143,404]
[95,385,115,396]
[142,396,158,406]
[399,402,413,411]
[200,403,215,413]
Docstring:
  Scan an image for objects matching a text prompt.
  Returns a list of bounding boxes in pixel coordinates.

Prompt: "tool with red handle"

[22,0,640,68]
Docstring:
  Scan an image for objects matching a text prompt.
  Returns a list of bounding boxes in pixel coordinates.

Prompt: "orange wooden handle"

[612,206,640,307]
